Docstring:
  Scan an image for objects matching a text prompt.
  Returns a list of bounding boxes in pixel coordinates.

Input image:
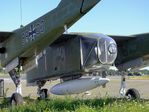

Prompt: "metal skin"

[50,77,110,95]
[25,34,117,85]
[0,0,101,68]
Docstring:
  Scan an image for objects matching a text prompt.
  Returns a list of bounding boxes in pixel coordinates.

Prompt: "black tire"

[40,89,48,100]
[10,93,24,105]
[125,88,140,99]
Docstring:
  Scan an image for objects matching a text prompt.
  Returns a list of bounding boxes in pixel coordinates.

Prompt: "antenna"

[20,0,23,28]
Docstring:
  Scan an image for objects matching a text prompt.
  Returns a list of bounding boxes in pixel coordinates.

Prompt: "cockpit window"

[81,38,98,67]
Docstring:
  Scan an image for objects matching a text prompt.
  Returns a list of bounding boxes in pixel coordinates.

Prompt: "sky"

[0,0,149,36]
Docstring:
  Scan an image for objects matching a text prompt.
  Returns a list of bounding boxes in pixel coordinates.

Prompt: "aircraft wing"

[0,32,13,43]
[110,33,149,70]
[109,35,136,43]
[0,0,101,68]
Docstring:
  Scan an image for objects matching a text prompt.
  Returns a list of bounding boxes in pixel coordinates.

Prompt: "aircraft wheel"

[10,93,24,105]
[125,88,140,99]
[39,89,48,100]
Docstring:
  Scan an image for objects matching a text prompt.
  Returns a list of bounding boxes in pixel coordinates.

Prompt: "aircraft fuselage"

[25,33,117,84]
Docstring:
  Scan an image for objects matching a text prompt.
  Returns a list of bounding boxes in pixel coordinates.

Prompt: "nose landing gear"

[119,72,140,99]
[126,88,140,99]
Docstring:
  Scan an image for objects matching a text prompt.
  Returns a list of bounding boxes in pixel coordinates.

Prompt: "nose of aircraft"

[81,0,101,14]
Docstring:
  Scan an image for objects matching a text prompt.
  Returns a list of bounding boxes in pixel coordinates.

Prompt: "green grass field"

[0,97,149,112]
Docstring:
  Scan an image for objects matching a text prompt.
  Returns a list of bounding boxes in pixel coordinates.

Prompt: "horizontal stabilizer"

[0,32,13,43]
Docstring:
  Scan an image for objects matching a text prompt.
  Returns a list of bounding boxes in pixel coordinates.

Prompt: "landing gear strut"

[37,81,48,100]
[101,71,107,88]
[119,72,140,99]
[119,74,126,97]
[9,69,23,105]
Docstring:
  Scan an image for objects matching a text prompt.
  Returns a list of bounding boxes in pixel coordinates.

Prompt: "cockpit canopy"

[80,33,117,69]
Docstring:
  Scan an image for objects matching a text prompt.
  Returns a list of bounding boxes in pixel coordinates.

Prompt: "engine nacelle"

[116,55,149,71]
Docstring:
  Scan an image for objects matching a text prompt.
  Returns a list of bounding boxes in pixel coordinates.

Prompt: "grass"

[0,73,148,111]
[128,75,149,80]
[0,97,149,112]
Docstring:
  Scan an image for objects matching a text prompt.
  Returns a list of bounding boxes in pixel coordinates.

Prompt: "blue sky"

[0,0,149,35]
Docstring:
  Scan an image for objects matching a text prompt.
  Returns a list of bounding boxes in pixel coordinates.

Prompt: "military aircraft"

[0,0,148,105]
[0,0,107,102]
